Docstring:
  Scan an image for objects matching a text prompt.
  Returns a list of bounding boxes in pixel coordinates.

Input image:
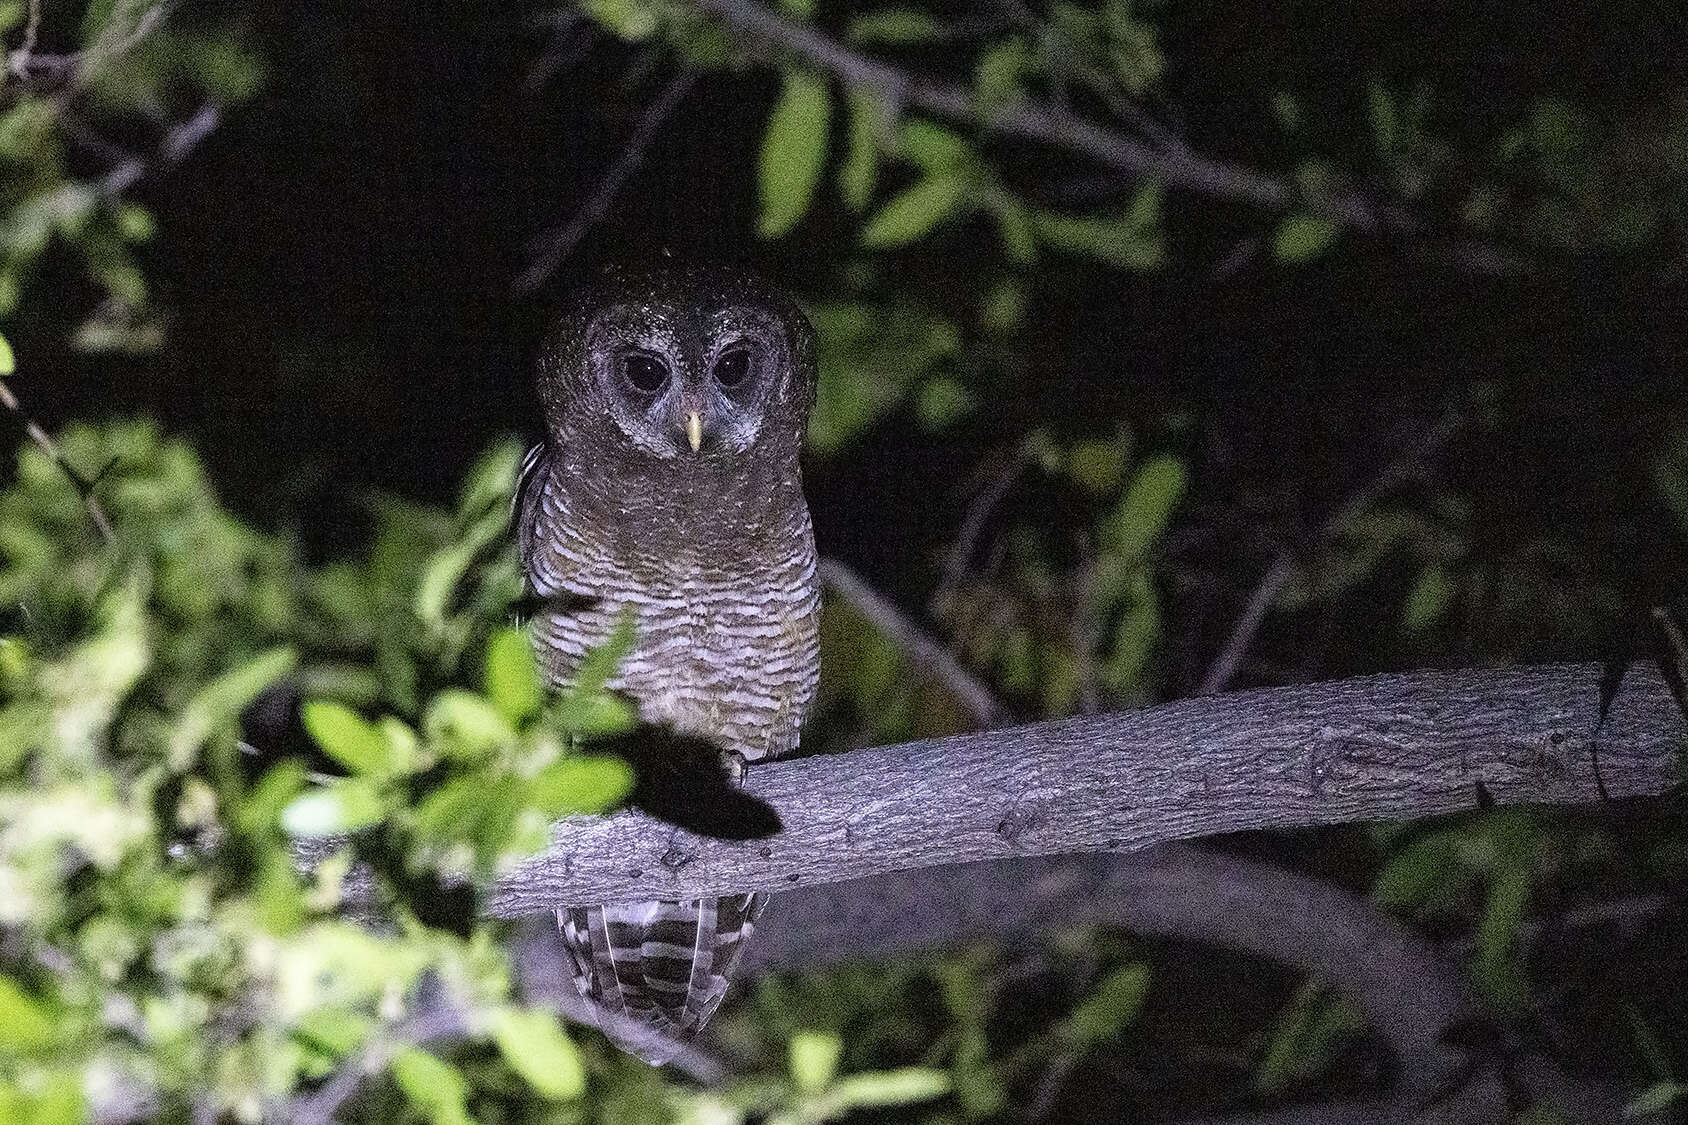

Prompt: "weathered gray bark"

[493,662,1684,912]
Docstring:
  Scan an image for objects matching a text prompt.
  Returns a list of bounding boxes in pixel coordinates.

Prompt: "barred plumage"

[517,264,820,1065]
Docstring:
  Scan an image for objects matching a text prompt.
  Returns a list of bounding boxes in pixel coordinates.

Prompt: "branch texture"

[493,662,1683,911]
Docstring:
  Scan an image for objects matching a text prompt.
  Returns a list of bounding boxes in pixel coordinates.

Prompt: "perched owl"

[515,263,821,1064]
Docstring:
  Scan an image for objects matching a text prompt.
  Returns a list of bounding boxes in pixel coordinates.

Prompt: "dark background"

[22,1,1686,627]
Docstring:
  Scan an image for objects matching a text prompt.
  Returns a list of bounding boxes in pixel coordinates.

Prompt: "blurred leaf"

[425,689,518,757]
[1063,962,1150,1046]
[281,779,384,837]
[1402,563,1457,633]
[1372,832,1461,911]
[551,689,637,736]
[492,1006,585,1099]
[840,92,889,212]
[302,699,394,776]
[849,8,943,45]
[862,174,968,247]
[1103,454,1187,559]
[1031,196,1164,270]
[1473,864,1531,1010]
[484,628,543,725]
[0,973,55,1052]
[897,119,970,173]
[790,1029,842,1092]
[573,610,637,696]
[529,754,634,816]
[0,331,13,375]
[916,377,975,430]
[831,1067,952,1109]
[169,645,297,767]
[1627,1082,1688,1118]
[1367,81,1398,154]
[975,39,1030,118]
[760,70,833,239]
[582,0,659,40]
[1273,215,1340,263]
[777,0,814,17]
[392,1047,475,1125]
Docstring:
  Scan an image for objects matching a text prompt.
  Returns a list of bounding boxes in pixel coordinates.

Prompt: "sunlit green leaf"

[392,1047,474,1125]
[759,70,833,240]
[573,610,637,696]
[485,627,543,725]
[0,973,55,1052]
[280,779,384,837]
[529,754,634,816]
[0,331,14,376]
[302,699,393,776]
[551,689,637,736]
[426,689,518,756]
[790,1029,842,1092]
[492,1006,586,1099]
[831,1067,952,1108]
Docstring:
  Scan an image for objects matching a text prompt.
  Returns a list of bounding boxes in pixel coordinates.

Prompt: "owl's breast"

[531,560,820,762]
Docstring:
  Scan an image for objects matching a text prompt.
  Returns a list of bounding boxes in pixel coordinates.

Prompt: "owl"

[515,262,821,1064]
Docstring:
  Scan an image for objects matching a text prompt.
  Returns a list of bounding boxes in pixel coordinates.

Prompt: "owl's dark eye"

[713,347,752,390]
[622,353,669,395]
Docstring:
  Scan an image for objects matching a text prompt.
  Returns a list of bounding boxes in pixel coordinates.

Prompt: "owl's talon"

[721,750,749,788]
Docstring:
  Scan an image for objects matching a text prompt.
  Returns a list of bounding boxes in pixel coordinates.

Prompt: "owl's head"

[537,262,816,462]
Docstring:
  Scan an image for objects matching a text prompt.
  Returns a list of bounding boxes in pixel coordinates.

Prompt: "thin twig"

[517,68,698,292]
[101,103,220,195]
[1198,407,1464,695]
[821,556,1010,729]
[0,377,114,540]
[933,442,1031,614]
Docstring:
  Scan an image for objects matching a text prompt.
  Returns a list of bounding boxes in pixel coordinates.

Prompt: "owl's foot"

[720,749,749,788]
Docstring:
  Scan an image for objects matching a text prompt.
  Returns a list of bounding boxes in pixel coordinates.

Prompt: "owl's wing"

[557,894,765,1065]
[512,440,550,579]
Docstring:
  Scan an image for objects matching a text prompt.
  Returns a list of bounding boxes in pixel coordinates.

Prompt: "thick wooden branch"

[493,662,1683,912]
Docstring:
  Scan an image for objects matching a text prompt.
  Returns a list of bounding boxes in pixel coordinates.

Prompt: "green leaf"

[759,70,833,239]
[1273,215,1340,263]
[839,92,889,213]
[280,779,385,837]
[1103,454,1187,559]
[897,119,970,173]
[1367,80,1398,154]
[391,1048,474,1125]
[302,699,393,776]
[573,611,637,695]
[991,192,1037,265]
[484,627,543,725]
[862,174,968,247]
[1371,832,1460,911]
[790,1030,842,1092]
[492,1007,585,1099]
[0,974,55,1052]
[551,689,637,736]
[1627,1082,1688,1118]
[848,8,943,45]
[168,645,297,768]
[916,378,975,430]
[582,0,659,40]
[415,509,507,628]
[1030,206,1163,270]
[0,331,14,376]
[974,39,1030,118]
[1401,564,1456,633]
[1063,963,1151,1046]
[529,754,634,817]
[425,689,518,756]
[831,1067,952,1108]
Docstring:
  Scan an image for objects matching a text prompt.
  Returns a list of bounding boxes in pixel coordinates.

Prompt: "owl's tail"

[557,893,765,1065]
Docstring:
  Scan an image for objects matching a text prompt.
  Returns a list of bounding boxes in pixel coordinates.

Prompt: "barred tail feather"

[558,893,765,1065]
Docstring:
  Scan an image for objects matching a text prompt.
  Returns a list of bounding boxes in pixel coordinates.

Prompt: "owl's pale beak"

[685,411,704,453]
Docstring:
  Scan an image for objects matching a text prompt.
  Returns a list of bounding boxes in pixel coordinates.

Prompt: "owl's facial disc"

[584,302,791,461]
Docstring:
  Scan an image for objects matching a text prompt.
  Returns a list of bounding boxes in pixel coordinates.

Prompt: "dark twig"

[0,376,114,540]
[100,103,220,195]
[933,441,1030,614]
[517,68,698,292]
[1198,407,1464,695]
[820,556,1010,728]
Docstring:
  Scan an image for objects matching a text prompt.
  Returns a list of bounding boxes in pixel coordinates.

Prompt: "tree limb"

[492,661,1683,909]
